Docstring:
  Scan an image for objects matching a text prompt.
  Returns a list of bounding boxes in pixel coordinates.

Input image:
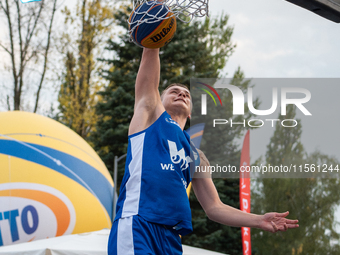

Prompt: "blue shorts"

[108,215,183,255]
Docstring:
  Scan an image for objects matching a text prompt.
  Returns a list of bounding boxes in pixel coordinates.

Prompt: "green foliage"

[252,106,340,255]
[158,12,235,87]
[89,7,142,177]
[57,0,114,139]
[265,105,305,167]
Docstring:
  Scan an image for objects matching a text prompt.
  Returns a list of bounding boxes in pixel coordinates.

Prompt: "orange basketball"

[129,1,177,48]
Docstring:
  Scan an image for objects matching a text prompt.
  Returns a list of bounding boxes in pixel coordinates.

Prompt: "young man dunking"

[108,48,299,255]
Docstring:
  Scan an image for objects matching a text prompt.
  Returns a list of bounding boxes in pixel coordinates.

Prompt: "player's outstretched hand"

[259,211,299,233]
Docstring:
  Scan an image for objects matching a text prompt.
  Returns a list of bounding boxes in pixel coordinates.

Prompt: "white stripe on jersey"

[117,217,134,255]
[122,132,145,217]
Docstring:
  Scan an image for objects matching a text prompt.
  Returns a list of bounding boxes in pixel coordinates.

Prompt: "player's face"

[162,86,191,116]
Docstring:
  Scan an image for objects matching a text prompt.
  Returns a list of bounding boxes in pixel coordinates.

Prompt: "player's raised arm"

[129,48,165,135]
[135,48,161,106]
[133,0,166,110]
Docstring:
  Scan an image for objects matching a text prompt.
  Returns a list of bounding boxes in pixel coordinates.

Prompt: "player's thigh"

[108,217,139,255]
[133,216,182,255]
[108,216,182,255]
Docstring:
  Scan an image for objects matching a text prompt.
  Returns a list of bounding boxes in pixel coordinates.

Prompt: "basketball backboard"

[286,0,340,23]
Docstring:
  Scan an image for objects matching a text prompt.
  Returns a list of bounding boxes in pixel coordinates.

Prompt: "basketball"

[129,1,177,48]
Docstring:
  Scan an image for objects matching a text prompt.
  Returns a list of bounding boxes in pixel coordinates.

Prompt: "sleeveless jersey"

[114,111,200,236]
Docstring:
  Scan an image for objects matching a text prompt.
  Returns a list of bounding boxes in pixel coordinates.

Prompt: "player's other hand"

[259,211,299,233]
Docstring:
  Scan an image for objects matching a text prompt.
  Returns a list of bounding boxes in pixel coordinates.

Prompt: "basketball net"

[128,0,209,34]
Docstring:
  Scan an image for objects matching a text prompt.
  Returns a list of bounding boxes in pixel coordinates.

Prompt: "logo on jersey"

[168,140,192,171]
[165,117,181,128]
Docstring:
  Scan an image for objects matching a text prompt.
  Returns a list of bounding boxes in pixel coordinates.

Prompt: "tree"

[265,105,305,168]
[0,0,58,112]
[89,7,141,169]
[56,0,114,139]
[252,106,340,255]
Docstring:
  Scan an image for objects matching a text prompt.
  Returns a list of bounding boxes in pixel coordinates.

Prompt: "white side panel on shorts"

[122,132,145,217]
[117,217,134,255]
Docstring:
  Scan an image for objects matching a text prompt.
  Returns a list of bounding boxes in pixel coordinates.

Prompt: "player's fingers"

[276,211,289,217]
[286,219,299,224]
[287,223,299,229]
[271,221,278,233]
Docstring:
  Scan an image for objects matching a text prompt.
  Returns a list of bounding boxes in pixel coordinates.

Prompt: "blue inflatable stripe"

[0,140,113,218]
[186,123,205,149]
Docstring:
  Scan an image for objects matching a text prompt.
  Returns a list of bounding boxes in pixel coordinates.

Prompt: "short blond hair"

[160,83,190,100]
[160,83,192,111]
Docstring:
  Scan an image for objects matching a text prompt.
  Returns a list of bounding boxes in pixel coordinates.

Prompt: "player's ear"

[188,114,191,119]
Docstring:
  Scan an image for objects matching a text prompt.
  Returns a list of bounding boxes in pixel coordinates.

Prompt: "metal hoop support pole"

[112,154,127,222]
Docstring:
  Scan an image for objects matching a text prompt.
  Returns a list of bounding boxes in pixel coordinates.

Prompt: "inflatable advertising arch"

[0,111,113,246]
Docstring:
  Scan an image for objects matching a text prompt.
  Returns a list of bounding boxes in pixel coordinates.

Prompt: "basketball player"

[108,48,299,255]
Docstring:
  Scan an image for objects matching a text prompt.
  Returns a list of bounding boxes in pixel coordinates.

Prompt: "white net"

[128,0,209,33]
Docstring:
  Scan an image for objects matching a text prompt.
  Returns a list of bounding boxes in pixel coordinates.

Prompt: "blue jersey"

[115,111,199,236]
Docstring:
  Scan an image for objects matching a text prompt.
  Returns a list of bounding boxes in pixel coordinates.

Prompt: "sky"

[202,0,340,162]
[209,0,340,78]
